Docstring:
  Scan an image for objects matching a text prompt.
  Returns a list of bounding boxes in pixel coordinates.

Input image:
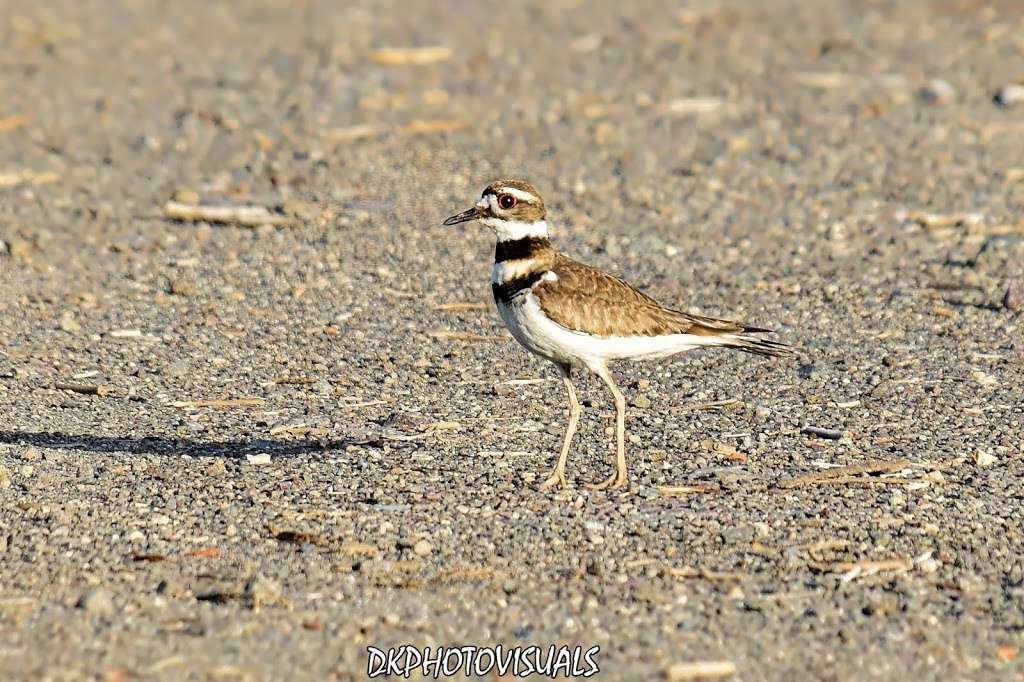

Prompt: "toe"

[540,473,565,490]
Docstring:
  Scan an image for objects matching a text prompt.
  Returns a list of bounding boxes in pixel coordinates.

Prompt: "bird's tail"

[719,332,794,358]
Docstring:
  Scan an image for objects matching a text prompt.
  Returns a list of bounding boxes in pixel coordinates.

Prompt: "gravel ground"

[2,0,1024,680]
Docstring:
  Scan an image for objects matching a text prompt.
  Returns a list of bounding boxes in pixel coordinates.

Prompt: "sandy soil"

[1,0,1023,679]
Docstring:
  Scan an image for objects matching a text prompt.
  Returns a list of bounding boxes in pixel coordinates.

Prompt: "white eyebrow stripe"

[494,187,537,203]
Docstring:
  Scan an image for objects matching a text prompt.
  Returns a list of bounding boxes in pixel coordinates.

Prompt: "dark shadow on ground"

[0,430,355,459]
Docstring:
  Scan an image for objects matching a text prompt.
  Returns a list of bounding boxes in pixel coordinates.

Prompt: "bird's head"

[443,179,548,241]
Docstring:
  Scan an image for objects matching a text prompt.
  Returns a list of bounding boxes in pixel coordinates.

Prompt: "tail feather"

[720,333,794,358]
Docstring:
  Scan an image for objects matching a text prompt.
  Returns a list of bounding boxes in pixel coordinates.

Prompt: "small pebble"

[205,457,227,477]
[77,588,116,617]
[59,312,81,333]
[169,279,196,296]
[798,363,820,380]
[20,448,41,461]
[973,450,997,468]
[631,395,651,409]
[1003,282,1023,311]
[107,329,142,339]
[919,78,956,105]
[7,239,33,262]
[994,84,1024,107]
[246,453,272,465]
[245,576,282,607]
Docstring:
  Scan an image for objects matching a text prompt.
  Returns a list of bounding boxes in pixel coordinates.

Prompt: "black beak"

[443,206,481,226]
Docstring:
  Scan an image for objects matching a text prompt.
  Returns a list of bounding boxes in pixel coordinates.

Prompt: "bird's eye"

[498,194,517,209]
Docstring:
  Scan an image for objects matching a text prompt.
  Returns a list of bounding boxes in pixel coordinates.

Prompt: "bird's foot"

[539,470,566,490]
[587,471,628,490]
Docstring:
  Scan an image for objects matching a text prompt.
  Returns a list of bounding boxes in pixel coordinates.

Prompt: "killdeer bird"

[444,179,793,490]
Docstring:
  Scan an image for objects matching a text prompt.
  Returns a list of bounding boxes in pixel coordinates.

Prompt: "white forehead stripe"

[492,186,537,203]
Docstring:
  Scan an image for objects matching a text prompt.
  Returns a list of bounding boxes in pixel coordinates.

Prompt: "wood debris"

[837,558,913,583]
[132,553,166,562]
[397,119,467,135]
[657,484,718,497]
[321,124,386,142]
[427,329,506,342]
[417,421,461,432]
[778,459,948,489]
[793,71,854,88]
[162,201,299,227]
[667,660,738,680]
[897,209,983,228]
[335,542,379,556]
[323,119,467,143]
[666,97,724,115]
[0,169,59,187]
[187,547,222,559]
[434,302,489,312]
[676,398,743,412]
[802,425,846,440]
[432,565,497,583]
[107,328,142,339]
[665,566,745,582]
[368,46,452,65]
[170,398,266,409]
[270,375,316,385]
[337,399,387,409]
[55,382,112,397]
[799,539,851,561]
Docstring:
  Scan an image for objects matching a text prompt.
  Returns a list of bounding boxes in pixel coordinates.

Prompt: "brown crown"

[482,179,546,222]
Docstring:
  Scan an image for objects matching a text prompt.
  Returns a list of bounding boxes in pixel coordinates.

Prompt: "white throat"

[483,218,549,242]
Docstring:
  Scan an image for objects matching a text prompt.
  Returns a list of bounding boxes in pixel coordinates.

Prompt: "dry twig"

[667,660,738,680]
[170,399,265,409]
[162,201,298,227]
[368,46,452,65]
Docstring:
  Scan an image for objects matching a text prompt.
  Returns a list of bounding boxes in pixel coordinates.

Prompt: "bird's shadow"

[0,430,353,459]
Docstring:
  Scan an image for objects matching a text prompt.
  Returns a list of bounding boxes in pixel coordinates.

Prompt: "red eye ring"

[498,194,517,209]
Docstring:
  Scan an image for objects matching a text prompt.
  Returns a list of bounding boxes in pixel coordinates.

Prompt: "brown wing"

[532,255,757,338]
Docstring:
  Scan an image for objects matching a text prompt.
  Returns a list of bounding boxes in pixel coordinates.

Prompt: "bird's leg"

[540,363,580,490]
[588,364,628,490]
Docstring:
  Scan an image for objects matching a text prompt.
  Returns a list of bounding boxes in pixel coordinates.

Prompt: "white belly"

[497,292,719,368]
